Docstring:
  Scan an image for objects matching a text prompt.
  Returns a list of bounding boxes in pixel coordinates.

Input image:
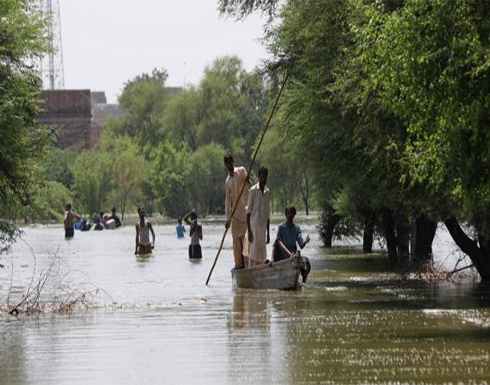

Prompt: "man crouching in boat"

[273,205,311,283]
[135,207,155,255]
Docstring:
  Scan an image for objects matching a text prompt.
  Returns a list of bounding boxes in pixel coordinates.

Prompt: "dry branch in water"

[1,244,114,315]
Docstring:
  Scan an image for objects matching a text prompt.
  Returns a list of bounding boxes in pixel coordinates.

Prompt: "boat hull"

[231,259,300,290]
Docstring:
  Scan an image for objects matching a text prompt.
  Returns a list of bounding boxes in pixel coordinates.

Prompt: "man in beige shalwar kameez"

[247,166,270,266]
[225,154,251,268]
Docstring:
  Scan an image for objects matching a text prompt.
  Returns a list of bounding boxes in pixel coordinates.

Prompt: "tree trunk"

[296,171,310,216]
[444,216,490,281]
[320,206,340,248]
[363,212,375,253]
[382,209,398,261]
[395,214,410,261]
[412,214,437,262]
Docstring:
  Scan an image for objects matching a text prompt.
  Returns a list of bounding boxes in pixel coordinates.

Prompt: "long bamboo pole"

[205,72,290,285]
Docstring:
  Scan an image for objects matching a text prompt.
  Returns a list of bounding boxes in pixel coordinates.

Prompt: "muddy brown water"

[1,219,489,384]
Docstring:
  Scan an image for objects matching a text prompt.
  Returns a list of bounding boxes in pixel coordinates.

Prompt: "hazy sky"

[58,0,268,103]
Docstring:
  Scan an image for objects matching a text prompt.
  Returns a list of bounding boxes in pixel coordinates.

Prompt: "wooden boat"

[231,258,301,290]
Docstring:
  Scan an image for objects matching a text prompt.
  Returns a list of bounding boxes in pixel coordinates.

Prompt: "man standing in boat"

[135,207,155,255]
[247,166,270,266]
[224,154,251,268]
[273,205,311,282]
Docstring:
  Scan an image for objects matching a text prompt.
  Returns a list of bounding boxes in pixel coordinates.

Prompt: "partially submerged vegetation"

[1,245,113,316]
[220,0,490,280]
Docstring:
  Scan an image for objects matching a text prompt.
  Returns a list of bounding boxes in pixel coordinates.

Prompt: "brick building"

[38,87,182,150]
[38,90,92,150]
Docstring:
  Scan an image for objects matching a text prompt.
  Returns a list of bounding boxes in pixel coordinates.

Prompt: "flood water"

[1,217,490,384]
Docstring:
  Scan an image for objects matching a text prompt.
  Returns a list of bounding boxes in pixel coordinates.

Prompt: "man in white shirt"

[247,166,270,266]
[224,154,251,268]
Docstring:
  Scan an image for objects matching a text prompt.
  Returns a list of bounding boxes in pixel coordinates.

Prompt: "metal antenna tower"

[39,0,65,90]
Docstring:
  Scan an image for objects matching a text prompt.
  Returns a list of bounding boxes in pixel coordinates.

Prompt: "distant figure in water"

[64,203,81,238]
[176,217,186,238]
[78,218,92,231]
[135,207,155,255]
[94,217,104,231]
[109,207,122,228]
[183,210,203,258]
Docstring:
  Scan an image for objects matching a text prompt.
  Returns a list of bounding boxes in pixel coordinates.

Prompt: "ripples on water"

[0,220,489,384]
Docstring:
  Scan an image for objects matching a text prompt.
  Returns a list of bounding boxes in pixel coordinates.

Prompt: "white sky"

[57,0,269,103]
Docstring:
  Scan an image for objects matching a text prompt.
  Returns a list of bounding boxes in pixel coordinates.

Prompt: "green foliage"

[114,68,170,154]
[161,87,201,150]
[355,0,490,234]
[106,136,148,220]
[257,124,307,212]
[196,56,244,150]
[0,0,53,250]
[72,151,113,215]
[219,0,285,19]
[150,142,191,218]
[27,181,72,222]
[187,143,226,215]
[40,148,76,188]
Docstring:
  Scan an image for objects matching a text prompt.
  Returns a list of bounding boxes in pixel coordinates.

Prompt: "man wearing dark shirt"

[109,207,122,228]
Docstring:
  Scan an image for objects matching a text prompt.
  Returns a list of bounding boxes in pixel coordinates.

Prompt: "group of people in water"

[64,205,122,235]
[63,153,311,281]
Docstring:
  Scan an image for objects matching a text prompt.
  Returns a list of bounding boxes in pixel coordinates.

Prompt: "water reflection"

[0,318,27,383]
[135,253,154,265]
[228,291,270,330]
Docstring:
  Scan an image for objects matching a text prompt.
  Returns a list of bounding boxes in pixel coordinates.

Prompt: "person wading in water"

[135,207,155,255]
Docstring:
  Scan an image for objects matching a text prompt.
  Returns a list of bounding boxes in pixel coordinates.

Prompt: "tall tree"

[356,0,490,278]
[195,56,244,151]
[187,143,226,216]
[72,151,113,215]
[0,0,53,251]
[109,68,170,155]
[150,141,191,218]
[107,136,147,220]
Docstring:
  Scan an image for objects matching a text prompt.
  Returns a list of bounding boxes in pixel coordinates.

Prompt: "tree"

[72,151,112,215]
[40,148,76,188]
[161,87,201,151]
[25,180,72,222]
[150,141,191,218]
[111,68,170,155]
[107,136,147,221]
[195,56,244,151]
[219,0,286,19]
[187,143,226,216]
[355,0,490,277]
[227,0,421,257]
[258,124,306,213]
[0,0,53,251]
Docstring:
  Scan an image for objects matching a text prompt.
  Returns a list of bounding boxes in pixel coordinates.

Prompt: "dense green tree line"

[220,0,490,279]
[12,56,314,228]
[0,1,314,258]
[96,56,313,218]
